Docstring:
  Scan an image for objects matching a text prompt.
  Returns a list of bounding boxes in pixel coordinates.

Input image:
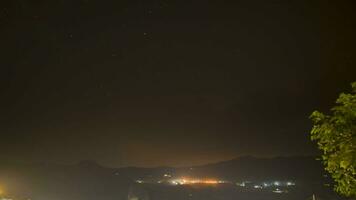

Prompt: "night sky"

[1,0,356,167]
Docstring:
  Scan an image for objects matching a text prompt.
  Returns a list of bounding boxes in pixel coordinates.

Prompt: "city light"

[253,185,263,189]
[163,174,172,178]
[135,180,144,184]
[273,188,284,193]
[287,181,295,186]
[236,181,248,187]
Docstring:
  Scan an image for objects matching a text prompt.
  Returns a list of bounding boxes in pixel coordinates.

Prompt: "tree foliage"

[310,82,356,197]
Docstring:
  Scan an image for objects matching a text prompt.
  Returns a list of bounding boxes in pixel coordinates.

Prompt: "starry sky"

[1,0,356,167]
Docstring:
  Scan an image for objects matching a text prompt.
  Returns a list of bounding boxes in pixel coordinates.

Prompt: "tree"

[310,82,356,197]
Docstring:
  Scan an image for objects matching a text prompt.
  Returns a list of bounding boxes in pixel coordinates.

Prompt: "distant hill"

[117,156,327,182]
[176,156,326,181]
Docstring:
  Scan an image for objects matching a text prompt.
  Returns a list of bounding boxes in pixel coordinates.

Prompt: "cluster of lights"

[135,175,295,191]
[237,180,295,194]
[170,178,222,185]
[238,181,295,187]
[135,176,229,186]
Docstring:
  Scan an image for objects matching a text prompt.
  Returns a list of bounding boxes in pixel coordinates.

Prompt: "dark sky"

[1,0,355,167]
